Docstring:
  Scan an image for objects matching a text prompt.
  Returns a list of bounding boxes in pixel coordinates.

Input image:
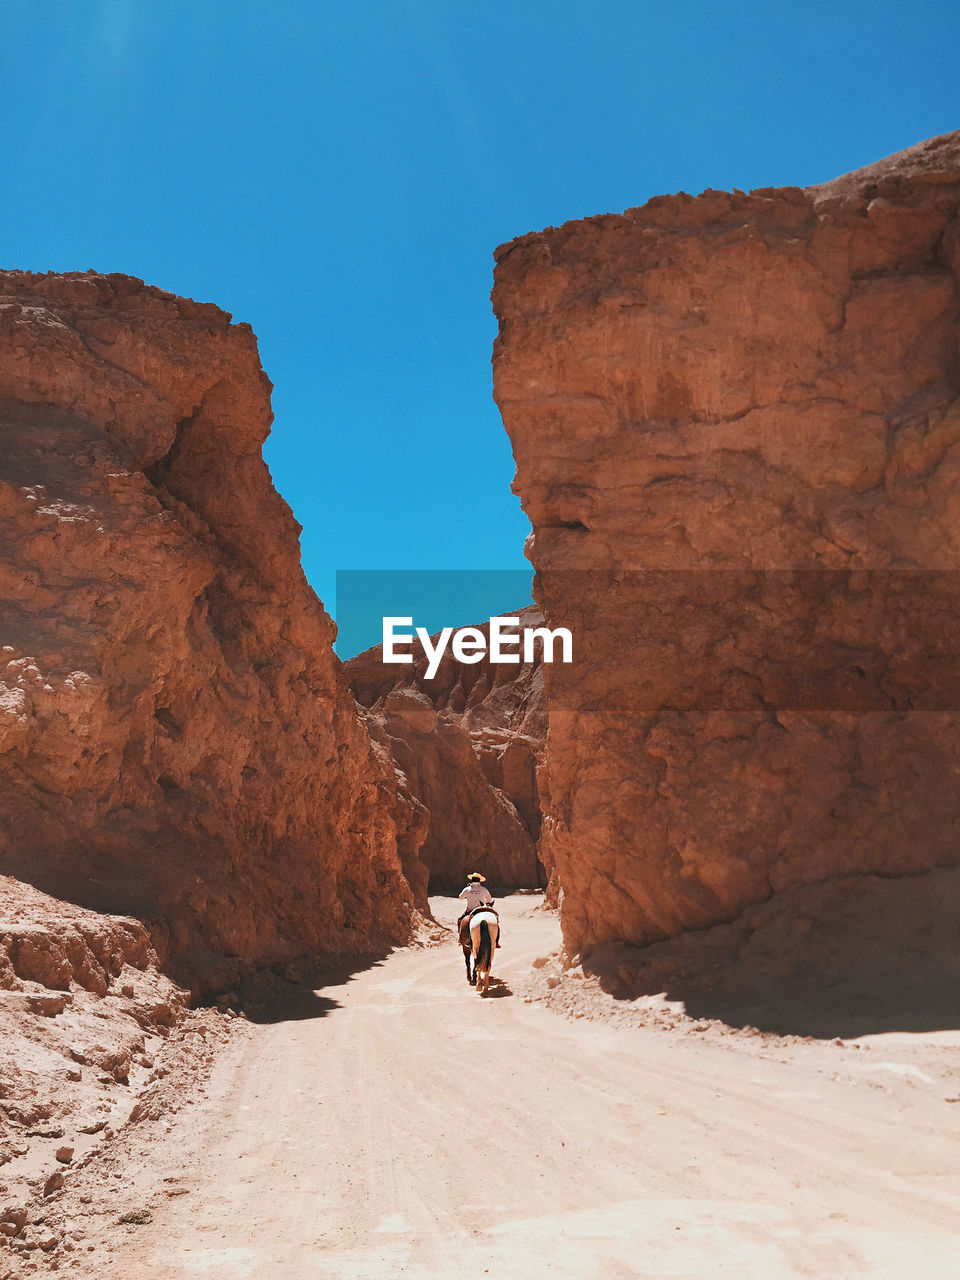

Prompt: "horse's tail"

[477,920,492,971]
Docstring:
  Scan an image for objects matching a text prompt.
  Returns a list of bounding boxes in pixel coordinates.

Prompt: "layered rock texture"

[0,873,235,1257]
[1,875,182,1163]
[0,270,417,987]
[492,132,960,958]
[347,607,547,890]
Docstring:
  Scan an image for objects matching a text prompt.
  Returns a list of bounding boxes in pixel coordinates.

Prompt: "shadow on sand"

[237,954,392,1025]
[582,866,960,1039]
[478,975,513,999]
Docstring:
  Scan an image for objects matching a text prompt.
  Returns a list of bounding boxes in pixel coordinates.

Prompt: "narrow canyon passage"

[74,897,958,1280]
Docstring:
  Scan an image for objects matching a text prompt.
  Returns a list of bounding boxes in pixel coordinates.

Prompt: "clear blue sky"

[2,1,958,632]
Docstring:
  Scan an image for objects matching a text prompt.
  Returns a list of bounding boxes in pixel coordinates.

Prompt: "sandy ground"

[25,893,960,1279]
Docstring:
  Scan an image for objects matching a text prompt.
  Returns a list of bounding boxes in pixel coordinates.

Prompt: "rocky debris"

[0,877,192,1217]
[0,268,420,987]
[117,1207,152,1225]
[0,872,233,1268]
[347,607,548,890]
[492,132,960,959]
[1,896,153,1000]
[0,1205,27,1236]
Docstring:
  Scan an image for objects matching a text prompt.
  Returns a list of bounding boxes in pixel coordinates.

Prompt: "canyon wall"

[347,607,547,890]
[0,270,418,987]
[492,132,960,958]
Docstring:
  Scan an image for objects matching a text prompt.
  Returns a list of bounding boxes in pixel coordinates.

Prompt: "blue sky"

[2,1,958,641]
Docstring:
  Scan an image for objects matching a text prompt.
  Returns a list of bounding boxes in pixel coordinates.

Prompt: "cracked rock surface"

[493,132,960,957]
[0,270,417,989]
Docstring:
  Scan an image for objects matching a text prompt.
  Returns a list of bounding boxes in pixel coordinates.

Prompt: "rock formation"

[492,133,960,959]
[0,872,236,1255]
[0,875,187,1159]
[579,863,960,1037]
[347,607,547,890]
[0,270,419,988]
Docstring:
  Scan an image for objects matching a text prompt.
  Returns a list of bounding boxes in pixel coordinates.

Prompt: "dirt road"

[56,894,960,1279]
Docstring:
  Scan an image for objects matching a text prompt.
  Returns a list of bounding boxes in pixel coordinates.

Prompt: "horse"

[459,913,475,985]
[458,907,500,992]
[468,908,499,995]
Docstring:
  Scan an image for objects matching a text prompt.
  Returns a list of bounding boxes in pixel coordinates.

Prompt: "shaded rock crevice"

[347,607,548,893]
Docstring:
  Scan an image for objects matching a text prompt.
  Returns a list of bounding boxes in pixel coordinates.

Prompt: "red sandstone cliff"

[492,132,960,959]
[346,607,547,890]
[0,270,419,988]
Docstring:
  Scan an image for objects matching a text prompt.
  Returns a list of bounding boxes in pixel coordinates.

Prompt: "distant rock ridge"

[0,269,421,989]
[492,132,960,958]
[346,606,548,891]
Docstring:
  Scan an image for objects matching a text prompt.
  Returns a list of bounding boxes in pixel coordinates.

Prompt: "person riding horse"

[457,871,501,948]
[457,871,501,989]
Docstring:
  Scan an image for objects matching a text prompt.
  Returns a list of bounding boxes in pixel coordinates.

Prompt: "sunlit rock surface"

[0,270,417,987]
[493,133,960,957]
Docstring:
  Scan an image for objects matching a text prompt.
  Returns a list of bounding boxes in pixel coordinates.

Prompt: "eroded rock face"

[0,873,234,1241]
[0,270,416,986]
[0,875,184,1161]
[347,607,547,891]
[492,133,960,958]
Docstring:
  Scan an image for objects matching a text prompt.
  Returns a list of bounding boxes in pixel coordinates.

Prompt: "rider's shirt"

[458,883,493,912]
